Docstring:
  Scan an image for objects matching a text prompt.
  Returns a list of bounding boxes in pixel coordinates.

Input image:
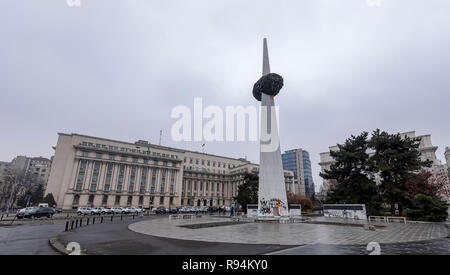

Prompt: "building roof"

[59,133,249,163]
[30,157,51,162]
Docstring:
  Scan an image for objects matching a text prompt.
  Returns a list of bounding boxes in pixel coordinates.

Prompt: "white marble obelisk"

[257,39,289,217]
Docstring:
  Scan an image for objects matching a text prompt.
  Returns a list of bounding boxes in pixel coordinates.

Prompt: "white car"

[180,207,190,213]
[77,207,92,215]
[126,207,145,214]
[92,207,112,215]
[16,207,38,219]
[111,207,126,214]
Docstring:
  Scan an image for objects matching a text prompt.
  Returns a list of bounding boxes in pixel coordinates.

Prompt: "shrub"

[406,194,448,222]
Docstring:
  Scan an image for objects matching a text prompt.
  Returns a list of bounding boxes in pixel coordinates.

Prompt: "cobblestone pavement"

[270,238,450,255]
[128,217,448,245]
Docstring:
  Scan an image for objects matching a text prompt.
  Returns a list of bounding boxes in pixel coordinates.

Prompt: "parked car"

[129,207,145,214]
[92,207,111,215]
[54,208,63,213]
[77,207,92,216]
[122,207,134,214]
[169,208,178,214]
[90,207,102,215]
[29,207,55,219]
[154,206,166,214]
[123,207,143,214]
[16,207,38,219]
[111,207,126,214]
[179,207,189,213]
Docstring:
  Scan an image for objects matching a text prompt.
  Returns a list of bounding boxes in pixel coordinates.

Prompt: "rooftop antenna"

[202,143,205,154]
[159,130,162,146]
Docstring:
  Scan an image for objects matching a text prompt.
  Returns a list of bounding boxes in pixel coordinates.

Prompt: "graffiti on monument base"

[259,198,287,215]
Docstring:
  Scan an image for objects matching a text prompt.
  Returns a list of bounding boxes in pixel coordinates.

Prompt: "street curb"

[48,237,70,255]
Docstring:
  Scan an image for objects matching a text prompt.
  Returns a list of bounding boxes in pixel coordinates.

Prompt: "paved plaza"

[129,216,448,246]
[2,214,449,255]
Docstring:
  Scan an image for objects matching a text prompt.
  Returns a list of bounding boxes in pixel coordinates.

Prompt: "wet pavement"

[129,216,448,245]
[0,219,66,255]
[270,238,450,255]
[2,214,449,255]
[58,216,293,255]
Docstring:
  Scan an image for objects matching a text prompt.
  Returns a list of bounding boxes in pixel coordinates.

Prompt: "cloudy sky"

[1,0,450,191]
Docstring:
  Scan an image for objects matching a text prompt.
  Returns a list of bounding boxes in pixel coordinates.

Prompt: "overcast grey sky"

[1,0,450,191]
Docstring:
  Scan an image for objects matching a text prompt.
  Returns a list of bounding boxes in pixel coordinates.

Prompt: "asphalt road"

[0,219,66,255]
[57,216,295,255]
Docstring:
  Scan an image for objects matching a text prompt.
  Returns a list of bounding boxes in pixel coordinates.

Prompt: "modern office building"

[46,133,295,210]
[319,131,442,195]
[281,149,315,198]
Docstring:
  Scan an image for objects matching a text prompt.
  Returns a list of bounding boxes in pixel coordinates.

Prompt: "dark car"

[154,206,166,214]
[30,207,55,219]
[169,208,178,214]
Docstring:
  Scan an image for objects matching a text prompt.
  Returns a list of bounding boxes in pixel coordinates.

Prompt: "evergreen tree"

[43,193,57,207]
[368,129,432,214]
[30,183,45,206]
[320,132,381,215]
[234,172,259,211]
[406,194,449,222]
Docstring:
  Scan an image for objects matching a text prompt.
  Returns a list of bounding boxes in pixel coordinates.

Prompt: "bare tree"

[2,167,44,212]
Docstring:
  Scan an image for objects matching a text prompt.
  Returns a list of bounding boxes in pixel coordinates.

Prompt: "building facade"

[0,156,52,207]
[281,149,315,198]
[0,161,11,206]
[318,131,442,196]
[46,133,295,210]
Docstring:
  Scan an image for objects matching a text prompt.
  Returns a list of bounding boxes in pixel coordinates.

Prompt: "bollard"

[111,215,113,222]
[75,219,78,228]
[71,220,74,230]
[101,217,103,223]
[93,217,95,224]
[133,215,135,220]
[1,215,3,221]
[79,218,82,227]
[65,221,69,231]
[87,218,89,226]
[121,215,123,221]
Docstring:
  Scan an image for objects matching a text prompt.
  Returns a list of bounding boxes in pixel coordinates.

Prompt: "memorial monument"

[253,38,289,218]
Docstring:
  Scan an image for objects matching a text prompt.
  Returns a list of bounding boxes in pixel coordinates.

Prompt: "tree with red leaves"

[405,170,450,202]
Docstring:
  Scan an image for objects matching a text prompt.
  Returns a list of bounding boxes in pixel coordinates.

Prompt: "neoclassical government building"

[46,133,294,210]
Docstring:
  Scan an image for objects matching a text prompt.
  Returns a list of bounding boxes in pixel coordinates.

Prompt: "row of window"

[184,157,237,169]
[81,151,178,167]
[73,194,228,207]
[73,194,174,206]
[80,141,179,160]
[75,161,176,195]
